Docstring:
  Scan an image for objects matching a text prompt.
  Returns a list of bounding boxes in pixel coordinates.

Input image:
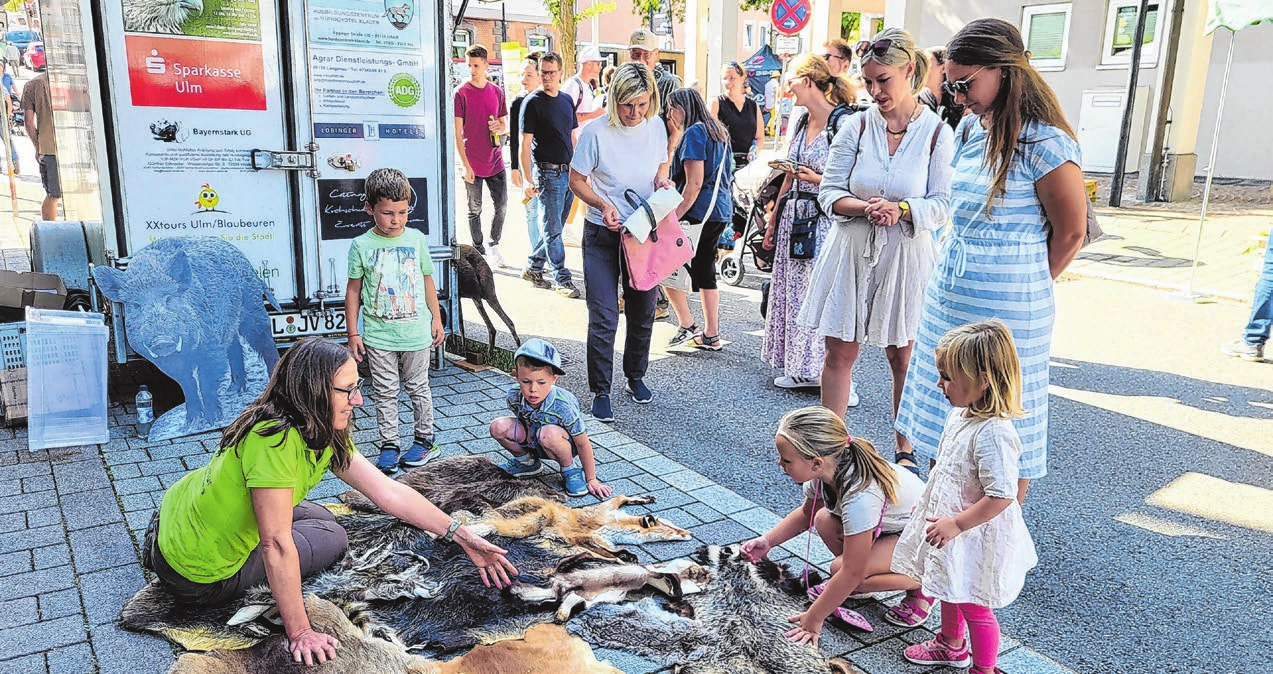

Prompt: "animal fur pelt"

[339,455,565,515]
[570,545,865,674]
[432,624,622,674]
[511,553,711,622]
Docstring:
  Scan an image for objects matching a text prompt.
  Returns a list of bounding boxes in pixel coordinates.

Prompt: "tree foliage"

[738,0,773,11]
[632,0,686,26]
[543,1,616,71]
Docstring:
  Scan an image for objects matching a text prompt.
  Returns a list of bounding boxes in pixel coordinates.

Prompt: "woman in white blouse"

[799,28,953,464]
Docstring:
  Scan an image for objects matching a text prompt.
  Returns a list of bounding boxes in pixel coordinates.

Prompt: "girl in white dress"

[891,321,1038,674]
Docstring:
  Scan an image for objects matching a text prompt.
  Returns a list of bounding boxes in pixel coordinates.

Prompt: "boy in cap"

[489,338,612,498]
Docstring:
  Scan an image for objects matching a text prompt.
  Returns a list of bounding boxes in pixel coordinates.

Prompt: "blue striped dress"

[894,116,1080,480]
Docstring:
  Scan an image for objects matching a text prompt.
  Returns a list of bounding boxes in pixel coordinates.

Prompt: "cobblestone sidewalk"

[0,362,1078,674]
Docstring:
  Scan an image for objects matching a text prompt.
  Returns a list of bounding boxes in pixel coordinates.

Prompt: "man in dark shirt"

[509,53,542,264]
[518,51,579,298]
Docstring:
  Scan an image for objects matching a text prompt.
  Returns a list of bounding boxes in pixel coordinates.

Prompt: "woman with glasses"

[799,28,953,435]
[762,54,856,391]
[140,337,518,666]
[710,62,764,169]
[895,19,1086,509]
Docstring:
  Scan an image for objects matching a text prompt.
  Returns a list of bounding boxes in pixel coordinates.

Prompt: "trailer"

[33,0,458,361]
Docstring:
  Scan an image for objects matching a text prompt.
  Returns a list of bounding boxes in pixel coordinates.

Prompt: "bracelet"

[439,519,462,543]
[347,333,359,337]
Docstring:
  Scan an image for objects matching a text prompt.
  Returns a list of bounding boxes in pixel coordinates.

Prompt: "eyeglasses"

[820,52,845,62]
[855,38,893,59]
[540,68,560,76]
[942,66,986,96]
[332,378,364,402]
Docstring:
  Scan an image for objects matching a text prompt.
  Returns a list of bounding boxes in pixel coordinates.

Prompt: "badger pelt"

[510,553,712,622]
[569,545,862,674]
[461,494,693,561]
[124,0,204,34]
[165,595,434,674]
[339,455,565,515]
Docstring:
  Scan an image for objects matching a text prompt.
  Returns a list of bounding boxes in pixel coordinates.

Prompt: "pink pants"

[941,601,1001,671]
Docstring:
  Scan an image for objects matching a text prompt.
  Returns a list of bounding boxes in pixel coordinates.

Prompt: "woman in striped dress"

[894,19,1087,502]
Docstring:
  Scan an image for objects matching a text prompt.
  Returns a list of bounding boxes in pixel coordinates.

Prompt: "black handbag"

[787,191,820,260]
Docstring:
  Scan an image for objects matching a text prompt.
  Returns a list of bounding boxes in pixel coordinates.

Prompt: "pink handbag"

[620,189,695,291]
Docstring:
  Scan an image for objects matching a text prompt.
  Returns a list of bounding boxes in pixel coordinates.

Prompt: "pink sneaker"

[904,634,971,667]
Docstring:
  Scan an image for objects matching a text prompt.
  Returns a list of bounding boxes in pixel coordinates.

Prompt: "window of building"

[452,28,473,61]
[528,34,551,53]
[1102,0,1160,66]
[759,25,770,49]
[1022,3,1072,71]
[745,22,755,49]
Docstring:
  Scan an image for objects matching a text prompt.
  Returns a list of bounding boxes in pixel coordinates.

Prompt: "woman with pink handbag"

[568,63,673,423]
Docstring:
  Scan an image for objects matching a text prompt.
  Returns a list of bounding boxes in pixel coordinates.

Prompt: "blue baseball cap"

[513,338,565,375]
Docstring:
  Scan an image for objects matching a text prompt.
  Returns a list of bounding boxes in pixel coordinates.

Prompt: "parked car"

[22,42,44,71]
[3,30,39,56]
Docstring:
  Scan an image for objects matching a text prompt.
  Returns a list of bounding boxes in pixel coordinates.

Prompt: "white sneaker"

[847,381,860,408]
[774,375,821,389]
[488,244,507,268]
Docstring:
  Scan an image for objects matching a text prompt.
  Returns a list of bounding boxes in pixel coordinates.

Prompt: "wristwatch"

[439,519,462,543]
[898,200,911,219]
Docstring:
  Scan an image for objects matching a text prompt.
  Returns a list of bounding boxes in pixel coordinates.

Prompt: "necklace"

[885,104,922,139]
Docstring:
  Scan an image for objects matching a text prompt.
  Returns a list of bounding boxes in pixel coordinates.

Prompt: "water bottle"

[135,385,154,440]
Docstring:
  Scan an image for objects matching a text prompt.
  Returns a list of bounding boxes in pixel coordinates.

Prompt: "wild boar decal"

[94,237,280,439]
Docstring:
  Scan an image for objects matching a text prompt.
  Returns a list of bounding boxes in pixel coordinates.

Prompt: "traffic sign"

[776,36,800,54]
[770,0,812,36]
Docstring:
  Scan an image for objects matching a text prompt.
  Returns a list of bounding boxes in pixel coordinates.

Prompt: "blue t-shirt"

[1,73,13,95]
[673,123,733,223]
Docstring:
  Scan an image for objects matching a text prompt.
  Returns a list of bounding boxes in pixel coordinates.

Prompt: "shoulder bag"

[620,189,696,292]
[660,140,729,291]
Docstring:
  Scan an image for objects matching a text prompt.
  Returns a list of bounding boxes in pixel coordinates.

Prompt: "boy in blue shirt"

[489,338,611,498]
[345,168,445,474]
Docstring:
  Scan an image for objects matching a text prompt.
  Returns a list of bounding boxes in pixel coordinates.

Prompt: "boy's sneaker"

[488,244,507,268]
[498,456,544,477]
[556,280,581,299]
[375,444,400,475]
[591,394,615,422]
[626,378,653,404]
[522,269,552,289]
[400,437,441,467]
[561,466,588,497]
[903,635,971,668]
[1221,338,1265,362]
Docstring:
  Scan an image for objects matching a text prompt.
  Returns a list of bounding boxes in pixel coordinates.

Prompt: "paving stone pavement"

[0,362,1076,674]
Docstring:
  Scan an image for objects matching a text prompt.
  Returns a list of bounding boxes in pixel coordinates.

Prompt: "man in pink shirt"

[453,45,509,266]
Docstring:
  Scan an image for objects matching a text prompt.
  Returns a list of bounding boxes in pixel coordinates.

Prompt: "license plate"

[271,310,346,338]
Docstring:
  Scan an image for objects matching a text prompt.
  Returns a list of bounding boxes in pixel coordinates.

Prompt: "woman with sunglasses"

[799,28,953,431]
[895,18,1087,508]
[140,337,518,666]
[710,62,764,169]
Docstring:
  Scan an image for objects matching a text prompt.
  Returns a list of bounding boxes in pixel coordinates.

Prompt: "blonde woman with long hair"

[798,28,954,453]
[741,406,926,644]
[568,63,672,423]
[762,54,856,393]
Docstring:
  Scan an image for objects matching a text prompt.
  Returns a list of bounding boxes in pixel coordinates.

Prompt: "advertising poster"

[125,35,267,110]
[121,0,262,40]
[317,177,428,240]
[308,0,422,50]
[309,51,425,117]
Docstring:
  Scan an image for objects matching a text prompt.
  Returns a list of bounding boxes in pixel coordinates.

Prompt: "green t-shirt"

[347,228,435,351]
[157,423,335,583]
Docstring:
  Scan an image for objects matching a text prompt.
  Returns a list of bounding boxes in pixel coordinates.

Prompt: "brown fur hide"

[433,624,621,674]
[339,455,565,514]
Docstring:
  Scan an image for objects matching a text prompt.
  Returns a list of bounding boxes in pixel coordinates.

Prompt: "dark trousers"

[142,500,349,606]
[465,169,508,254]
[583,221,657,394]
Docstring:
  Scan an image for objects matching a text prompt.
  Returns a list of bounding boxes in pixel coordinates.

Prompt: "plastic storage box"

[25,307,110,450]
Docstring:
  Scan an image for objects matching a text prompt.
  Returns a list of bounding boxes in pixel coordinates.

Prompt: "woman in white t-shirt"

[569,63,671,424]
[742,406,928,645]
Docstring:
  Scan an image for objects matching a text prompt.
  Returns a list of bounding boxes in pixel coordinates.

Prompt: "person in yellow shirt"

[140,337,518,666]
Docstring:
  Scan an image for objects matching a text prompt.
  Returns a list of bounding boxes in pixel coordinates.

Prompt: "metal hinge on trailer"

[250,142,320,178]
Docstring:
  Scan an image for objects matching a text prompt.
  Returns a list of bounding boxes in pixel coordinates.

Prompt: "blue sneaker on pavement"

[561,466,588,497]
[625,378,653,404]
[591,394,615,422]
[498,456,545,477]
[400,437,441,467]
[375,444,400,475]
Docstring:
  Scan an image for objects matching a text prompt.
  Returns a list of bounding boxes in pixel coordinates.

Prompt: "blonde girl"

[741,406,926,644]
[891,321,1038,674]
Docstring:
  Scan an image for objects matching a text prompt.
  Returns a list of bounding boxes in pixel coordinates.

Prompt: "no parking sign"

[770,0,812,36]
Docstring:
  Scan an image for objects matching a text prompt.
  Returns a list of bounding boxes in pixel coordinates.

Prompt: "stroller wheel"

[718,255,744,286]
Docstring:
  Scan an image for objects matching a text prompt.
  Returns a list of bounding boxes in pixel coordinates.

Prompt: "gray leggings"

[142,500,349,606]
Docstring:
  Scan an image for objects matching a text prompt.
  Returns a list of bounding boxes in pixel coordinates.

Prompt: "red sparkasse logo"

[125,35,267,110]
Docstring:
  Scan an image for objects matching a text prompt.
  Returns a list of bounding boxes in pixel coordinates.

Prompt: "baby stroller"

[717,167,783,286]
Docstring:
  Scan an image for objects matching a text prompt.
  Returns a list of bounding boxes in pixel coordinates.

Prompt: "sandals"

[828,606,874,632]
[883,589,934,627]
[668,324,700,348]
[894,451,922,478]
[692,333,723,351]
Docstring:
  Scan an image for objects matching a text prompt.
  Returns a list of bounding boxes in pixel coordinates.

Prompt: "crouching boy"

[490,338,612,498]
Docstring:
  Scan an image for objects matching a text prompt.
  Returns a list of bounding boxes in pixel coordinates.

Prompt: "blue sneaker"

[400,437,441,467]
[591,394,615,422]
[375,444,400,475]
[561,466,588,497]
[625,378,653,404]
[498,456,544,477]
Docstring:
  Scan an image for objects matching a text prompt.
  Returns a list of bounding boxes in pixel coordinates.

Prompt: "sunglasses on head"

[942,65,987,96]
[855,38,893,59]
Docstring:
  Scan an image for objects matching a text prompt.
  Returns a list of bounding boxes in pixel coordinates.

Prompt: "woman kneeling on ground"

[742,406,930,645]
[140,337,518,666]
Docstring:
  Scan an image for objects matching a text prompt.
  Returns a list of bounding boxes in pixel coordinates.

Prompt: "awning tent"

[740,44,783,102]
